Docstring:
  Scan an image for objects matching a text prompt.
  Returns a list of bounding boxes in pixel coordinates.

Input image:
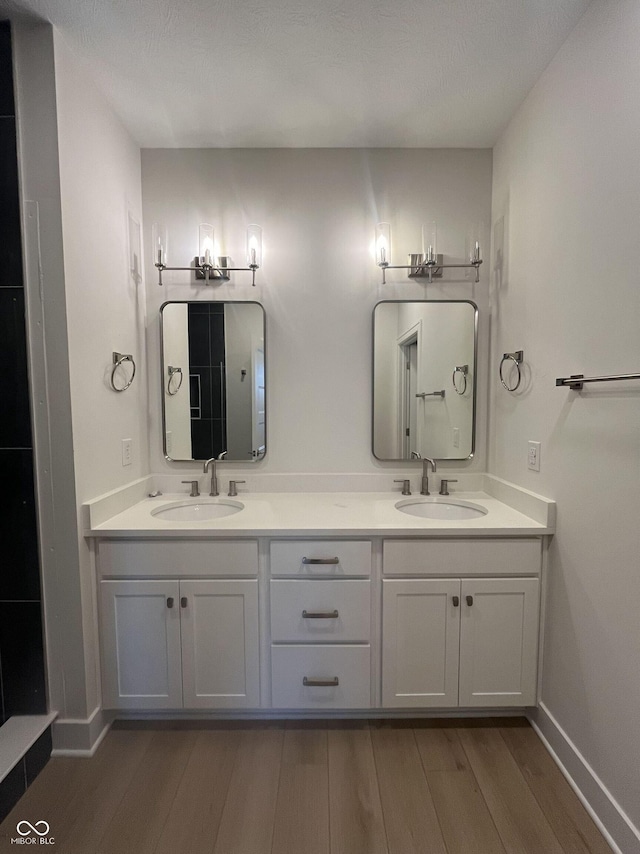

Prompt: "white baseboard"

[529,703,640,854]
[51,707,113,757]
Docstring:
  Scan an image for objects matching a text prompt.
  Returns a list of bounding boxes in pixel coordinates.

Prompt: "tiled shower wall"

[0,20,50,823]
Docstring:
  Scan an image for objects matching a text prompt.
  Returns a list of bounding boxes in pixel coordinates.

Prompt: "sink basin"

[395,497,488,520]
[151,499,244,521]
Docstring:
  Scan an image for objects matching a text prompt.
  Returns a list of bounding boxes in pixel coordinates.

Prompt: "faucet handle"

[394,479,412,496]
[439,479,458,496]
[181,480,200,497]
[228,480,246,497]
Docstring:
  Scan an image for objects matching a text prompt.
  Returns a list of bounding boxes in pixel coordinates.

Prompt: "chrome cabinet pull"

[452,596,460,607]
[180,597,188,608]
[303,677,339,687]
[302,609,339,619]
[167,597,174,609]
[302,556,339,565]
[466,595,474,606]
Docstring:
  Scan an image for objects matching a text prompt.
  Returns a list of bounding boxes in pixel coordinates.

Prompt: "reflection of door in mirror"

[373,301,477,461]
[161,302,266,462]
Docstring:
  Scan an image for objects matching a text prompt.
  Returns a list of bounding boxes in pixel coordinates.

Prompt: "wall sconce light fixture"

[375,221,482,284]
[152,223,263,286]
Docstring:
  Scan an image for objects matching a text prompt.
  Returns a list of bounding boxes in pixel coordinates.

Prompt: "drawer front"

[271,645,370,709]
[270,541,371,577]
[270,580,370,642]
[98,539,259,578]
[383,538,541,577]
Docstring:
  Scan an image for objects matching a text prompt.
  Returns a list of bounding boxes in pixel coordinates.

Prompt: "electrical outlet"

[453,427,460,448]
[122,438,133,467]
[527,440,541,472]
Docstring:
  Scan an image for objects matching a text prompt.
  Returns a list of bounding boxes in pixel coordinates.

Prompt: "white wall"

[55,34,148,501]
[142,149,493,477]
[490,1,640,848]
[46,31,146,726]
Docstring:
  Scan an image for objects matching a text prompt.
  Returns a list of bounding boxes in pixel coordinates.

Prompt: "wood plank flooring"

[0,719,612,854]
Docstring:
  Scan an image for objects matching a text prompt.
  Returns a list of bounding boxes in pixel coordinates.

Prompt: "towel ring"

[167,366,183,396]
[500,350,523,392]
[110,352,136,392]
[452,364,468,395]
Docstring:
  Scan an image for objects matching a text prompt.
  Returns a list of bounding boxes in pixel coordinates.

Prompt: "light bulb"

[246,224,263,268]
[151,222,167,267]
[375,222,391,266]
[422,221,437,265]
[467,222,482,264]
[198,223,215,267]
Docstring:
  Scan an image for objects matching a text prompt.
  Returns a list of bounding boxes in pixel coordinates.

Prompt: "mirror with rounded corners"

[372,300,477,460]
[160,301,265,462]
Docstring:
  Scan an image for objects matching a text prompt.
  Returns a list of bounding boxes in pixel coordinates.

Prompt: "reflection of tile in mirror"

[188,311,210,366]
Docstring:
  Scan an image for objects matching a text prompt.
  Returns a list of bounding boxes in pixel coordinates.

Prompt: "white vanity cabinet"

[98,540,260,710]
[269,540,372,709]
[382,539,542,709]
[94,529,547,715]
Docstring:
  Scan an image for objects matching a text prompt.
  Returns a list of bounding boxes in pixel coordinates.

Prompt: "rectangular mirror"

[161,301,266,462]
[373,300,477,460]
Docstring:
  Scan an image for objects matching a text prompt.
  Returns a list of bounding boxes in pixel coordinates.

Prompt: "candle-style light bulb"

[198,223,215,267]
[375,222,391,267]
[422,221,437,265]
[467,222,482,264]
[246,224,263,268]
[151,222,167,268]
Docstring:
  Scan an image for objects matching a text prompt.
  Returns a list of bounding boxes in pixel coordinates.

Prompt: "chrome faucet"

[420,457,437,495]
[203,458,219,496]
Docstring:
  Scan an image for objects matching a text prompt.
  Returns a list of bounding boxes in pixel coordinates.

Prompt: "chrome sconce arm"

[377,256,483,285]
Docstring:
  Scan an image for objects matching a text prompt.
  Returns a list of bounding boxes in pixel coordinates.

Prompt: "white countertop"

[87,490,554,539]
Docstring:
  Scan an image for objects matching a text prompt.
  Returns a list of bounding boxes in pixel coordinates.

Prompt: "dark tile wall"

[188,303,227,459]
[0,20,50,824]
[0,727,52,823]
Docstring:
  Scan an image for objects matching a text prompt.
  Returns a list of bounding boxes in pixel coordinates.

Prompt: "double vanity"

[86,478,555,718]
[87,296,554,718]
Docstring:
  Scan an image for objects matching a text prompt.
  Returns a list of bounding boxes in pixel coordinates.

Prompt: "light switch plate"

[122,438,133,467]
[528,440,541,472]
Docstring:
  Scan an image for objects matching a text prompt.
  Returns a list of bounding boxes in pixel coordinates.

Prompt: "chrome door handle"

[303,677,339,687]
[302,557,339,565]
[302,610,339,619]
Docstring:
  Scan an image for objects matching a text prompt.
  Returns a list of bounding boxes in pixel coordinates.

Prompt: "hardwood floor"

[0,719,612,854]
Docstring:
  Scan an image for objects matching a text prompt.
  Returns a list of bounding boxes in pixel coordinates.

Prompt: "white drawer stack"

[269,540,372,709]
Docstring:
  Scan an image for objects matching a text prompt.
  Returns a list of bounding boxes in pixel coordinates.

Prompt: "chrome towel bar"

[555,372,640,390]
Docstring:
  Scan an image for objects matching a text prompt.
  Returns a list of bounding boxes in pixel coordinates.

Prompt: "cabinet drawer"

[383,538,541,577]
[98,539,259,578]
[270,580,370,642]
[271,645,370,709]
[270,541,371,577]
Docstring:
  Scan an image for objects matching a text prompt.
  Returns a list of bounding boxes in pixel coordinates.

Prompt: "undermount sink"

[151,499,244,521]
[395,497,488,520]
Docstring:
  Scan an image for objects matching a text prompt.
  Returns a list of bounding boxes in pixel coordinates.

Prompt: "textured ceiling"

[3,0,590,147]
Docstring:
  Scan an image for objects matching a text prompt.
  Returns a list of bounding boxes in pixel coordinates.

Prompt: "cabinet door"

[100,580,182,709]
[180,580,260,708]
[382,579,461,708]
[459,577,539,707]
